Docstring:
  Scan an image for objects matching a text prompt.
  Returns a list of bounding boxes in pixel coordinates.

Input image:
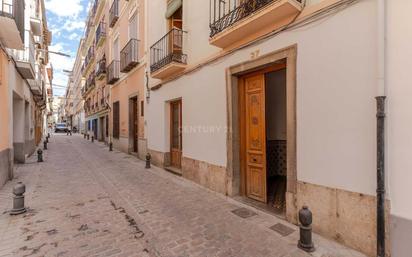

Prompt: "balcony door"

[168,7,182,56]
[170,100,182,169]
[128,12,139,40]
[113,37,119,61]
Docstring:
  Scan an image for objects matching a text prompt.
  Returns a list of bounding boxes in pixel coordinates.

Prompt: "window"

[113,101,120,139]
[128,12,139,40]
[141,100,144,117]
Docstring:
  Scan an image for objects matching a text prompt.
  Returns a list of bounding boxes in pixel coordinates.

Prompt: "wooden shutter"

[113,101,120,138]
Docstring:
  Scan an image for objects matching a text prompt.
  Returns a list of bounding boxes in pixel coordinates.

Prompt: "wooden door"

[132,97,138,153]
[170,100,182,168]
[243,74,267,203]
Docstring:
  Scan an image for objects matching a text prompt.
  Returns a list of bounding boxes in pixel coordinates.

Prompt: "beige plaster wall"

[387,0,412,221]
[0,50,11,152]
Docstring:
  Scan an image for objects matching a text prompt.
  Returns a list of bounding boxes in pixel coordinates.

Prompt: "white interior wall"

[265,69,287,141]
[148,0,379,195]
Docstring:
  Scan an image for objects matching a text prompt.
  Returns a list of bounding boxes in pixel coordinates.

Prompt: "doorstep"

[164,166,182,176]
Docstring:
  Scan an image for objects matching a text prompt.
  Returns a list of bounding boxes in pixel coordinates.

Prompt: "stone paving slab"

[0,134,368,257]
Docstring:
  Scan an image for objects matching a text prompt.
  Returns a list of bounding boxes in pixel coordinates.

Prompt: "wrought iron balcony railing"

[120,38,139,73]
[150,28,187,73]
[109,0,119,28]
[83,46,95,74]
[107,60,120,85]
[209,0,301,37]
[96,57,106,79]
[85,74,96,93]
[95,21,106,47]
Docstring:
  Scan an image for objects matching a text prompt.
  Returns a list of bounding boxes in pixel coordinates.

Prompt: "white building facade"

[146,0,411,256]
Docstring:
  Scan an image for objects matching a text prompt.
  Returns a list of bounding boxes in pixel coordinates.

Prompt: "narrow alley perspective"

[0,134,366,257]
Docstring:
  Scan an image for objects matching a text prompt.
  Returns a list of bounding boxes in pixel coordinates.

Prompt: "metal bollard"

[10,182,27,215]
[91,136,94,143]
[84,133,86,139]
[298,206,315,252]
[47,133,50,138]
[87,134,90,140]
[45,136,49,143]
[37,149,43,162]
[109,142,113,151]
[43,140,47,150]
[145,153,151,169]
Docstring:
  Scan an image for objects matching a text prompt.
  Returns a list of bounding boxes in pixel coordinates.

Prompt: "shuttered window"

[113,101,120,139]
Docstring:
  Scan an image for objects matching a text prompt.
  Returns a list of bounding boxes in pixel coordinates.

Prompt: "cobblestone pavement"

[0,134,367,257]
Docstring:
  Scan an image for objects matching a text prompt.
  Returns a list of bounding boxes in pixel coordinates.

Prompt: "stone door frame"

[225,45,298,223]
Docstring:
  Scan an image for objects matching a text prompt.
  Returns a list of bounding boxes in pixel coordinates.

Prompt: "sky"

[45,0,91,96]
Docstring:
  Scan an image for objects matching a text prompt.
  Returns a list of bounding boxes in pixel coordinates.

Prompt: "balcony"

[95,21,106,47]
[33,82,46,107]
[107,60,120,85]
[30,5,42,36]
[82,20,95,55]
[150,28,187,80]
[109,0,119,28]
[93,0,106,24]
[14,33,36,79]
[82,46,95,76]
[120,39,139,73]
[96,57,106,80]
[209,0,302,48]
[83,74,96,98]
[28,65,42,95]
[0,0,24,49]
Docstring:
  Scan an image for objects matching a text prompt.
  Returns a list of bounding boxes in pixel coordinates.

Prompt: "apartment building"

[65,42,85,134]
[146,0,411,256]
[44,65,54,129]
[79,0,147,158]
[0,0,51,188]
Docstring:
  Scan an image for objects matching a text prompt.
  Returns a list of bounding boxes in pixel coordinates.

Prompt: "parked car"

[55,123,68,133]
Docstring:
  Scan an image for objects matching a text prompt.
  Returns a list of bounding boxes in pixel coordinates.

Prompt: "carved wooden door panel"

[245,74,267,203]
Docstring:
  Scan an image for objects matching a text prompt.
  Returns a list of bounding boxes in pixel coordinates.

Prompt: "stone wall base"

[137,139,147,160]
[181,157,226,194]
[0,148,13,189]
[148,149,168,167]
[13,142,25,163]
[296,181,390,257]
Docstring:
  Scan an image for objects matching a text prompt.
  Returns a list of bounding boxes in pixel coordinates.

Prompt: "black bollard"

[87,134,90,140]
[145,153,151,169]
[43,141,47,150]
[91,136,94,143]
[298,206,315,252]
[45,136,49,143]
[10,182,27,215]
[109,142,113,151]
[47,133,50,138]
[37,149,43,162]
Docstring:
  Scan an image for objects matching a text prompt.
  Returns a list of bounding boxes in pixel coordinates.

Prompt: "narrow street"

[0,134,366,257]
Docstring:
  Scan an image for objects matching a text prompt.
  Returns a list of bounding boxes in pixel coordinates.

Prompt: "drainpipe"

[376,0,386,256]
